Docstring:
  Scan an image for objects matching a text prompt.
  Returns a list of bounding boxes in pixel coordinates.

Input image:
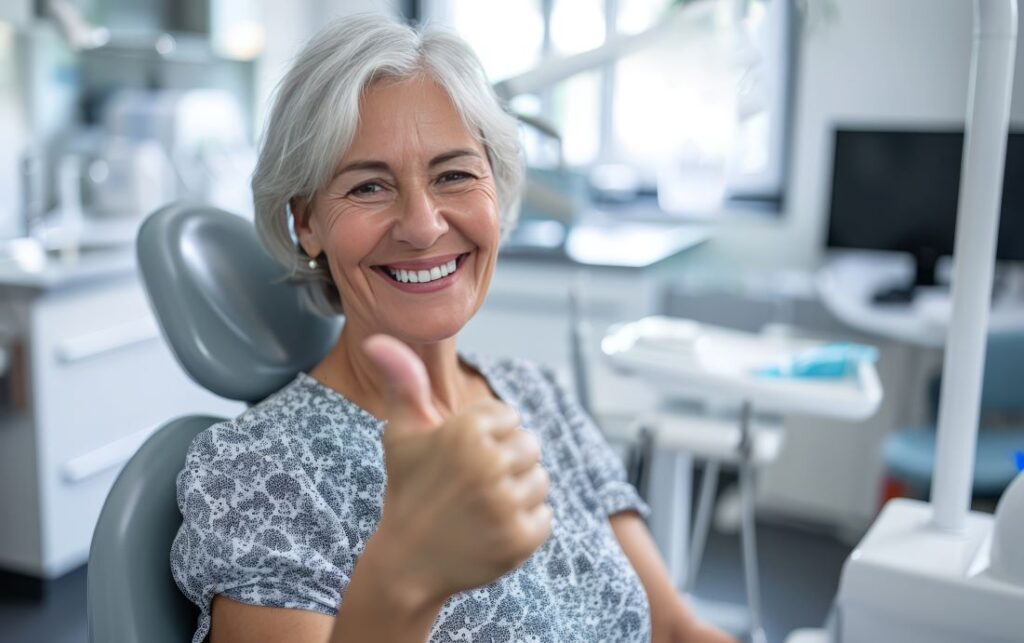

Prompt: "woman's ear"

[291,196,323,258]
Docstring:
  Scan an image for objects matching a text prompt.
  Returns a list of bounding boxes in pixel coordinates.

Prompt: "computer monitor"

[826,128,1024,303]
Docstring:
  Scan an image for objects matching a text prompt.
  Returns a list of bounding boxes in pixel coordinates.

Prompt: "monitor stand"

[871,248,942,305]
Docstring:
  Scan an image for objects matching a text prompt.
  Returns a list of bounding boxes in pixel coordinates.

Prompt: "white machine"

[832,1,1024,641]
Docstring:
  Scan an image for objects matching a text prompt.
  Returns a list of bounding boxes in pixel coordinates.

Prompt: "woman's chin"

[385,316,471,346]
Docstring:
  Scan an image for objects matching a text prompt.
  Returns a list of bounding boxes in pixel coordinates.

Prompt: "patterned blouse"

[170,355,651,643]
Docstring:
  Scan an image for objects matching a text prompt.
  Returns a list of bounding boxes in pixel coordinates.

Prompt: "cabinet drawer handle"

[60,424,159,484]
[55,318,160,364]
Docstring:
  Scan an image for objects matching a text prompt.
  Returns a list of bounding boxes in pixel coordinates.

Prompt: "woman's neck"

[311,323,482,421]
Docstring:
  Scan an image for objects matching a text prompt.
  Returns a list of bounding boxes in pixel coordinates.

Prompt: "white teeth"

[385,255,463,284]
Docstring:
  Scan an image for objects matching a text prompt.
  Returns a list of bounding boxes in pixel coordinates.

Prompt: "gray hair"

[252,14,524,317]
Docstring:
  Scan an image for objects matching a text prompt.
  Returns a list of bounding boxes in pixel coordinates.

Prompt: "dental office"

[0,0,1022,642]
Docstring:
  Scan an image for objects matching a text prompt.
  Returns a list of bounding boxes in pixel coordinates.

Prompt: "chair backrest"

[89,202,341,642]
[88,415,223,643]
[135,201,341,404]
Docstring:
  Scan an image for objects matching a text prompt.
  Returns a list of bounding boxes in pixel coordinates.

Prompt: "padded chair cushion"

[981,331,1024,412]
[88,415,224,643]
[136,202,341,403]
[884,426,1024,495]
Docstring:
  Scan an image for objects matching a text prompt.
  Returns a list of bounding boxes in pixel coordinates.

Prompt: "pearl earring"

[307,258,318,269]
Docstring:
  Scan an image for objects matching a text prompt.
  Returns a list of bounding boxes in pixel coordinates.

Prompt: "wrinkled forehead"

[336,73,489,169]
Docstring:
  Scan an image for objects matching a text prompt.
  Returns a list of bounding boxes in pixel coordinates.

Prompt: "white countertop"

[0,238,137,292]
[817,252,1024,347]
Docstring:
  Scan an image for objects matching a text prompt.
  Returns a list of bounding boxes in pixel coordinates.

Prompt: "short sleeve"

[170,421,350,643]
[538,367,651,520]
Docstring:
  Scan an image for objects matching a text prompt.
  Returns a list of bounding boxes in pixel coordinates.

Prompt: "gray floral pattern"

[170,355,651,642]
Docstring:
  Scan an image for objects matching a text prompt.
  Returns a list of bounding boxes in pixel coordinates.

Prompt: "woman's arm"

[610,512,738,643]
[210,532,445,643]
[327,526,448,642]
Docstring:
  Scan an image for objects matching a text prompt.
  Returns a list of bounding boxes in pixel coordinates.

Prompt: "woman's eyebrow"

[333,149,481,178]
[334,160,391,178]
[429,149,482,167]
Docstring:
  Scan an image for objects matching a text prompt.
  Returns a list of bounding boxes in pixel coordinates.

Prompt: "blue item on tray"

[754,342,879,379]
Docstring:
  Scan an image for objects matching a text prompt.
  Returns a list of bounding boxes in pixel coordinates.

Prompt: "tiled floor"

[0,515,851,643]
[693,519,850,641]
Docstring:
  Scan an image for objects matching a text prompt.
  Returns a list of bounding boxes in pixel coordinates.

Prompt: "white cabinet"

[0,274,243,579]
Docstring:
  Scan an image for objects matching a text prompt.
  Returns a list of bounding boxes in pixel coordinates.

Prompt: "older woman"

[170,13,734,643]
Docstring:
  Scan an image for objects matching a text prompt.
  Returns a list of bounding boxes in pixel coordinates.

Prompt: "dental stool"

[883,330,1024,502]
[87,202,340,643]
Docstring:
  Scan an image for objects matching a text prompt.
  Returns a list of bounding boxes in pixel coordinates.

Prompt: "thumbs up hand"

[363,335,553,604]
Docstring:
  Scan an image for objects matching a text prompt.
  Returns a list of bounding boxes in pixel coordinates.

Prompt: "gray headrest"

[137,201,341,403]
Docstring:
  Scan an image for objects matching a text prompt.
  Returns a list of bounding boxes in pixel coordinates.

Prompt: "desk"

[817,252,1024,347]
[817,250,1024,429]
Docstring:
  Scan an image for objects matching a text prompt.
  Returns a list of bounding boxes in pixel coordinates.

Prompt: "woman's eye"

[438,171,472,184]
[349,182,384,197]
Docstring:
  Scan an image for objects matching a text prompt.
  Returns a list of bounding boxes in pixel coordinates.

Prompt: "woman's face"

[295,75,502,345]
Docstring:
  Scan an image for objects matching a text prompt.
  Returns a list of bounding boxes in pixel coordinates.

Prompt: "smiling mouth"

[373,252,470,284]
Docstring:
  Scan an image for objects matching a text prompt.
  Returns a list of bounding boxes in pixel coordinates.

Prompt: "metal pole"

[737,401,765,643]
[685,459,721,593]
[931,0,1017,533]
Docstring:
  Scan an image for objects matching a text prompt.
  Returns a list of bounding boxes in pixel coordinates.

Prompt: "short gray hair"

[252,14,523,317]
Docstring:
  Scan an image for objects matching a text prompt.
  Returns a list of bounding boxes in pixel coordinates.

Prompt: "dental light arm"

[932,0,1017,534]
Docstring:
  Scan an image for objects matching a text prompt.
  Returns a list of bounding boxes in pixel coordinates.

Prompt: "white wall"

[707,0,1024,273]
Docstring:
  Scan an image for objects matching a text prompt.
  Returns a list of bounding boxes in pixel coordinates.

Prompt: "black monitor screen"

[827,128,1024,262]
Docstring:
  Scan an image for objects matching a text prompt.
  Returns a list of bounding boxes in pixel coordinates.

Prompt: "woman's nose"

[392,187,449,249]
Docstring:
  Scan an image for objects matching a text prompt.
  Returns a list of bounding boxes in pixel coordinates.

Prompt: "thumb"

[363,334,443,434]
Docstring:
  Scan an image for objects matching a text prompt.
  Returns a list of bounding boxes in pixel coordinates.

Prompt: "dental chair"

[86,202,340,643]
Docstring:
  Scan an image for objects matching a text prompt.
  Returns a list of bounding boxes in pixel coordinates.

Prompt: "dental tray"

[601,316,883,420]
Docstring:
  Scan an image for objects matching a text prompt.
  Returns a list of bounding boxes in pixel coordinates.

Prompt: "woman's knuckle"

[536,467,551,493]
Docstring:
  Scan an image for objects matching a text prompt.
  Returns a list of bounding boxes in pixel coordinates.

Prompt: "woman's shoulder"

[182,372,382,474]
[469,353,550,388]
[466,354,570,412]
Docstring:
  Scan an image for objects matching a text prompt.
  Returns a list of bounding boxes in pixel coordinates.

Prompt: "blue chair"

[883,330,1024,498]
[87,202,339,643]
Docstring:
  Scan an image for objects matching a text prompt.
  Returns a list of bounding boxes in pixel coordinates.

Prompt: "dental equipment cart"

[602,316,883,643]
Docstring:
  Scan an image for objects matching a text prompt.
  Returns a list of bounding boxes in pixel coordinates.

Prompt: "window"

[423,0,792,215]
[0,23,25,239]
